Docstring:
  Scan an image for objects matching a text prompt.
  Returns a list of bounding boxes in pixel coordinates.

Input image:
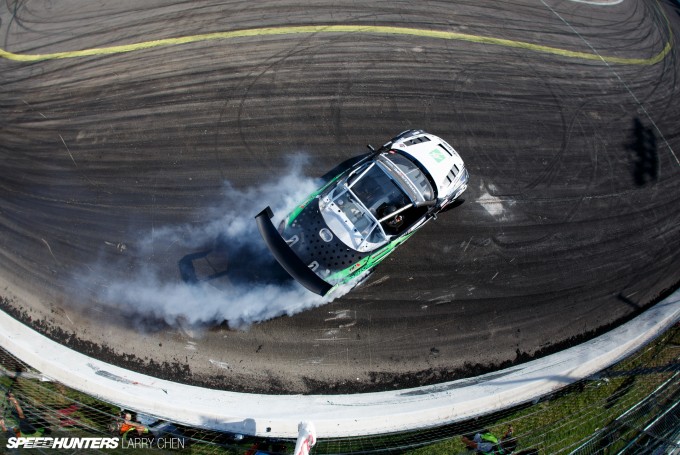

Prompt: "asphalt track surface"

[1,0,679,395]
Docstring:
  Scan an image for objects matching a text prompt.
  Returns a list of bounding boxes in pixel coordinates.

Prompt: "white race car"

[256,130,469,296]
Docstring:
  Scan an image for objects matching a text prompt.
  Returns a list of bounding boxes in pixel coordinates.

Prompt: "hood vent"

[404,136,431,146]
[439,143,454,157]
[445,164,461,185]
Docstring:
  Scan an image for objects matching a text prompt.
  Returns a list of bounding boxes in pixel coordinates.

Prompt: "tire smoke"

[85,156,341,330]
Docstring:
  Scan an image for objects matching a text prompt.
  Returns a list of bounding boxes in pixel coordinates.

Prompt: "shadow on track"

[627,118,658,187]
[617,292,642,310]
[178,235,291,288]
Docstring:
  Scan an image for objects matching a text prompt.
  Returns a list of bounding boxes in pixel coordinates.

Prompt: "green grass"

[406,326,680,455]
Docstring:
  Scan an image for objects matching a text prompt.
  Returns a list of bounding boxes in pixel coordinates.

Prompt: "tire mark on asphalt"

[235,28,327,162]
[540,0,679,166]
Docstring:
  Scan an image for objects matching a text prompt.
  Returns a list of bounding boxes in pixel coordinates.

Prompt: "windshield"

[379,152,434,202]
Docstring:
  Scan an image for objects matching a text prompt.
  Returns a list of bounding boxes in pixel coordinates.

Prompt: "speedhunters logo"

[7,437,120,449]
[6,436,186,450]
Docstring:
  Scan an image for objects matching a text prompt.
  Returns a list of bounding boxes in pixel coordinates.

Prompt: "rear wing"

[255,207,333,296]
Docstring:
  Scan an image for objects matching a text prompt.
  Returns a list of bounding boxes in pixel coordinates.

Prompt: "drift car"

[256,130,469,296]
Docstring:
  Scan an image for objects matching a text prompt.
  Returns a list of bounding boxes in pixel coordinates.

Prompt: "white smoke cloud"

[88,156,347,330]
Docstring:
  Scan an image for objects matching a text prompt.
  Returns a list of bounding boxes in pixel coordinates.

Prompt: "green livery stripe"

[286,173,344,226]
[327,232,415,284]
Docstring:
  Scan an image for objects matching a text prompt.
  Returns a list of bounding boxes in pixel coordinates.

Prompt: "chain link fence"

[1,323,678,454]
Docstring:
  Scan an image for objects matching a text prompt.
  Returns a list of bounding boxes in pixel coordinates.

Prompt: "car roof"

[391,133,465,196]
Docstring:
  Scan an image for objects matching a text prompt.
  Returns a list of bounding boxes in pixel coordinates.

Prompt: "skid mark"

[86,363,167,393]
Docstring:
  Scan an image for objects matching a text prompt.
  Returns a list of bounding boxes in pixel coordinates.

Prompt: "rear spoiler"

[255,207,333,296]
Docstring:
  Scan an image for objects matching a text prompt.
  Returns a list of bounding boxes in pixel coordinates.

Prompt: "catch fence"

[1,324,678,454]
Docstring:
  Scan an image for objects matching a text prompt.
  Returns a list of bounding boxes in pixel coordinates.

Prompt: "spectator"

[0,414,14,438]
[1,392,46,438]
[462,425,517,454]
[110,410,152,441]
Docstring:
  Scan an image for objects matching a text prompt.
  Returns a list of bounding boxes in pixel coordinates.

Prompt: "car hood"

[393,138,465,193]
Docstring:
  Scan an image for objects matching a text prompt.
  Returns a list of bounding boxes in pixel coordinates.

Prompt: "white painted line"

[565,0,624,4]
[0,289,678,438]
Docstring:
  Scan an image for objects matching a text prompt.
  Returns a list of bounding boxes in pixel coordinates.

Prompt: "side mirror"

[367,144,375,152]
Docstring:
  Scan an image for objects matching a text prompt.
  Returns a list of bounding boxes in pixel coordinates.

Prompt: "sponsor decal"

[429,148,447,163]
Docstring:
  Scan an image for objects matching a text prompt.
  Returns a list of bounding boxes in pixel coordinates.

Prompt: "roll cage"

[320,151,436,252]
